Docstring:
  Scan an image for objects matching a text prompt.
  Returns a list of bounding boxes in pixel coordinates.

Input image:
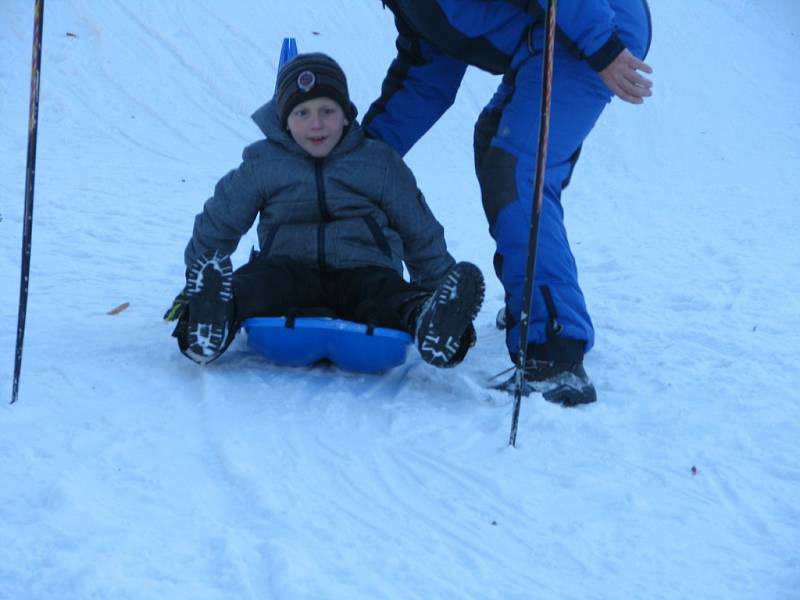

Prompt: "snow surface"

[2,1,799,598]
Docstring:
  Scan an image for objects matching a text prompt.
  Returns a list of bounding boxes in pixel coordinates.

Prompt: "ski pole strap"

[502,0,585,63]
[526,22,584,62]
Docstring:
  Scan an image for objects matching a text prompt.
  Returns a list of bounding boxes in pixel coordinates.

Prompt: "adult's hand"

[599,49,653,104]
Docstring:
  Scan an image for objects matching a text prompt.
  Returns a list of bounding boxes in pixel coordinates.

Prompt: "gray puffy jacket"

[184,101,455,289]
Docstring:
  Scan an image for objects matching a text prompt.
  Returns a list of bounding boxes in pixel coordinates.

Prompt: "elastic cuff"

[586,33,626,72]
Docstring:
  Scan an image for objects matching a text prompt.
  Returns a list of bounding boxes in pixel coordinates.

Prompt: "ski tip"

[278,37,299,72]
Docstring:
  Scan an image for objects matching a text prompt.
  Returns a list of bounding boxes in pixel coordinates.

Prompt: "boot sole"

[185,250,233,364]
[417,262,485,368]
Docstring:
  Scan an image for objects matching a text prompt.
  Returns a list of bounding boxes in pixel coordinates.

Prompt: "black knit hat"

[275,52,357,127]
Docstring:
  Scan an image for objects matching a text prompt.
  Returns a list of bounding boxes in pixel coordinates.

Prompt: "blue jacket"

[368,0,651,155]
[382,0,642,74]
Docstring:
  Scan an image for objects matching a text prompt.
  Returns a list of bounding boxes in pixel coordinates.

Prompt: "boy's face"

[286,97,349,158]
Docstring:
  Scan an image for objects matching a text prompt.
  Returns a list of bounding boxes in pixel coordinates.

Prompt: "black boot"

[494,359,596,407]
[180,250,236,364]
[415,262,484,368]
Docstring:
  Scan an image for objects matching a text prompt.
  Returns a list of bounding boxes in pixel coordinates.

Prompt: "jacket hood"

[251,99,364,158]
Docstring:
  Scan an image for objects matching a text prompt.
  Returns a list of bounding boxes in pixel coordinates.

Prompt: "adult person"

[362,0,653,405]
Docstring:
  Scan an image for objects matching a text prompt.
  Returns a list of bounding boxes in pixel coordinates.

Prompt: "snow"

[1,1,799,598]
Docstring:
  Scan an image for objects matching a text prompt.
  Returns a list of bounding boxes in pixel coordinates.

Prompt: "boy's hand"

[163,287,189,321]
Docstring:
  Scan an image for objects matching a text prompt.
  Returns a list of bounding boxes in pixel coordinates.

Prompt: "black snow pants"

[232,255,431,334]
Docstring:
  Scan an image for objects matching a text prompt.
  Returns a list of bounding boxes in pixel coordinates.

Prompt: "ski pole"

[12,0,45,405]
[509,0,557,446]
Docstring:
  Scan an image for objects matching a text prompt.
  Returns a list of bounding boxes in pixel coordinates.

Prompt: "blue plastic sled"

[244,317,413,373]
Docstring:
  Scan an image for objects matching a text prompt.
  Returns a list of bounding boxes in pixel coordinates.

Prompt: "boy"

[168,53,484,369]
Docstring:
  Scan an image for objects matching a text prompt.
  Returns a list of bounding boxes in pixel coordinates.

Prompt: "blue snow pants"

[364,0,652,362]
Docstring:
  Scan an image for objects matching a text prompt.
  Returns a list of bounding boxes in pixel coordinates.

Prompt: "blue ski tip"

[278,38,298,72]
[275,38,299,94]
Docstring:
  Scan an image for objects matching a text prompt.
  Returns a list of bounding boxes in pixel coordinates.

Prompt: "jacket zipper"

[314,159,331,272]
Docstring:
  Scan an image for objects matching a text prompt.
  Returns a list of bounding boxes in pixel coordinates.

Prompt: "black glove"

[163,286,189,321]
